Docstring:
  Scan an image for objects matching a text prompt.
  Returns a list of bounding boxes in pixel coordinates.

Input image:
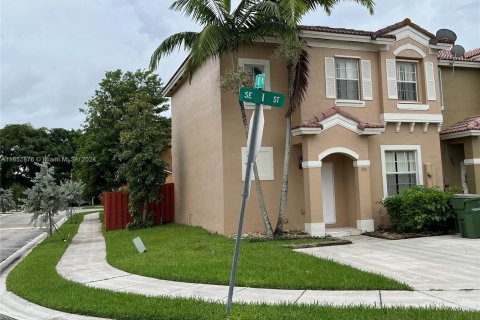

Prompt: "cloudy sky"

[1,0,479,129]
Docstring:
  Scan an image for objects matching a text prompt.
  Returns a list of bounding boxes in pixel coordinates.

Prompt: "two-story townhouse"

[438,49,480,194]
[165,19,452,236]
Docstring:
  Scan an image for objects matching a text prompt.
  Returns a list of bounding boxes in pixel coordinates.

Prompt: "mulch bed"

[364,229,452,240]
[283,238,352,249]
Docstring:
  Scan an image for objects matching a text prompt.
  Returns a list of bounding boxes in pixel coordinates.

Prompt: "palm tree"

[150,0,295,237]
[267,0,375,236]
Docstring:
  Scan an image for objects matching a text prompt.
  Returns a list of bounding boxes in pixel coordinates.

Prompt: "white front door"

[322,162,336,224]
[460,162,468,194]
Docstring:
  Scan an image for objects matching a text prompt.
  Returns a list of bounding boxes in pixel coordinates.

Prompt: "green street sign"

[239,87,263,104]
[263,91,285,107]
[254,74,265,89]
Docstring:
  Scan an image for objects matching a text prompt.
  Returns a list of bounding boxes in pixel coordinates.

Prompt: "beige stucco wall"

[440,66,480,128]
[170,57,225,233]
[219,44,306,235]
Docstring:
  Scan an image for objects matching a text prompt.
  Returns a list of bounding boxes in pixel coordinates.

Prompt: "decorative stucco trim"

[318,147,360,161]
[380,145,424,198]
[393,43,427,58]
[335,100,365,108]
[302,161,323,169]
[381,113,443,123]
[397,103,430,111]
[321,114,359,134]
[440,130,480,140]
[361,127,385,135]
[356,219,374,232]
[464,159,480,166]
[353,160,371,168]
[305,223,326,237]
[291,128,322,136]
[386,26,431,46]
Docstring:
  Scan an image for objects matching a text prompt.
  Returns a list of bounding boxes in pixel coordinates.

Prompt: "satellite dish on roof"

[436,29,457,42]
[450,45,465,58]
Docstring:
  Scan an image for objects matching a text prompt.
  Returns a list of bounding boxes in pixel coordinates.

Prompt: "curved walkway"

[56,213,480,310]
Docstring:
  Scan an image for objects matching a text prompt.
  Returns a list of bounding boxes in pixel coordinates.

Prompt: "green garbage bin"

[449,194,480,239]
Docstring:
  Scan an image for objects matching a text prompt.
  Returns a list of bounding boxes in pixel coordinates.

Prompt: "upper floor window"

[335,58,359,100]
[396,61,417,102]
[238,58,271,109]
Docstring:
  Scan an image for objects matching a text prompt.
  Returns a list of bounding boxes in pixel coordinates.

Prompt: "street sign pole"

[226,101,262,313]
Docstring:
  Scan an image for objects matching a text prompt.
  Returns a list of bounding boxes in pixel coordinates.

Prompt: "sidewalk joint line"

[85,274,131,284]
[378,290,383,308]
[418,290,475,311]
[293,290,306,304]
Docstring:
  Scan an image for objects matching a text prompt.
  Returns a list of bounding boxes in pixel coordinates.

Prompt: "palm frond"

[288,47,310,116]
[279,0,308,26]
[149,32,198,71]
[170,0,225,25]
[184,25,233,80]
[305,0,374,15]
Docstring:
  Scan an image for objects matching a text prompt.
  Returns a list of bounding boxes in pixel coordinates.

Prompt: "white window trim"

[238,58,271,109]
[396,103,429,111]
[241,147,274,181]
[396,60,419,103]
[380,145,423,198]
[335,57,361,101]
[335,100,365,107]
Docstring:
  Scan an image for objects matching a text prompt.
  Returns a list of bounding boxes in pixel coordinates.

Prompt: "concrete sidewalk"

[55,212,480,311]
[0,210,109,320]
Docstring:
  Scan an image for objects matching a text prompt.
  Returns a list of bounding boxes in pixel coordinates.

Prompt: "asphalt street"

[0,212,65,263]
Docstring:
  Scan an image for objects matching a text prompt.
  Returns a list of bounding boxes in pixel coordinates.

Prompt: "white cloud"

[1,0,478,129]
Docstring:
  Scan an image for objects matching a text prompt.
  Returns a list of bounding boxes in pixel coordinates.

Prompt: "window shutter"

[424,61,436,101]
[386,59,397,100]
[361,60,373,100]
[325,57,336,99]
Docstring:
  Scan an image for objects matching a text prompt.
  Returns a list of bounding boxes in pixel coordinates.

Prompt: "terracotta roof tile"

[440,114,480,135]
[438,49,480,63]
[299,25,395,39]
[293,106,385,131]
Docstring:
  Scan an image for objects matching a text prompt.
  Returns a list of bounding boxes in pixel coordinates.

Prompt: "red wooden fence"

[103,183,174,231]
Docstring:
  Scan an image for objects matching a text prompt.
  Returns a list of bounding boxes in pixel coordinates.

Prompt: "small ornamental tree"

[0,188,15,213]
[23,163,66,236]
[116,92,170,229]
[60,179,85,220]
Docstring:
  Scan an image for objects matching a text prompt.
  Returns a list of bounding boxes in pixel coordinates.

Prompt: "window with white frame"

[335,58,359,100]
[238,58,271,108]
[381,146,423,197]
[396,61,418,101]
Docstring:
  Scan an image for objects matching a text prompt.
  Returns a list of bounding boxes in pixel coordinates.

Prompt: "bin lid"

[451,194,480,199]
[450,194,480,210]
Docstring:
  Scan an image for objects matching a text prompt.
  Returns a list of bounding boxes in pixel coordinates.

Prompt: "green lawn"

[6,212,479,320]
[104,223,409,290]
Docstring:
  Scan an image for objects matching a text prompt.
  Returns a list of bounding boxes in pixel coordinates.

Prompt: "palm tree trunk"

[274,64,294,236]
[238,100,273,238]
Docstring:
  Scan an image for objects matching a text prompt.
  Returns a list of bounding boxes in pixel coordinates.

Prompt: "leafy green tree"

[74,70,166,200]
[116,93,170,228]
[0,188,15,213]
[0,124,81,189]
[23,163,66,236]
[0,124,50,188]
[10,183,25,210]
[150,0,294,237]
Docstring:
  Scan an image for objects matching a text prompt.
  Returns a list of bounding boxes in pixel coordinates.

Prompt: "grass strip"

[6,212,479,320]
[105,223,409,290]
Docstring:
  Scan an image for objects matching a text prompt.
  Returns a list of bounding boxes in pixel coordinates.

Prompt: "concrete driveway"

[297,235,480,291]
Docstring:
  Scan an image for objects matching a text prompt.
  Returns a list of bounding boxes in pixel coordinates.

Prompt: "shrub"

[0,188,15,213]
[381,186,455,233]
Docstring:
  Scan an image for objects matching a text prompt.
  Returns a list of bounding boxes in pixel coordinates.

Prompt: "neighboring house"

[438,49,480,194]
[161,148,173,184]
[165,19,452,236]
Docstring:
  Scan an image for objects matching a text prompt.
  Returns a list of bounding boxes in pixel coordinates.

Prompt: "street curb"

[0,217,67,274]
